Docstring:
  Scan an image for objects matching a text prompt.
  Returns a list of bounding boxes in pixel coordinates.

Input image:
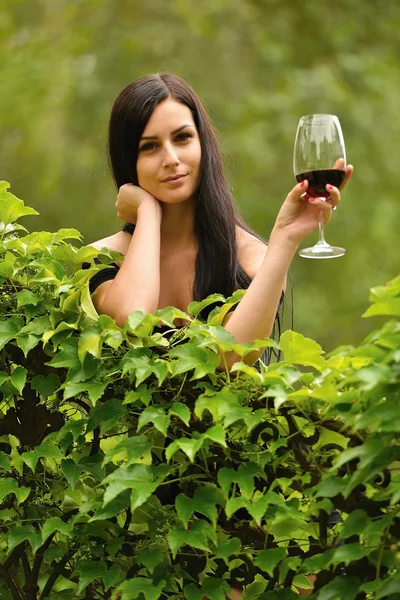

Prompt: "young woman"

[89,72,352,371]
[88,73,352,598]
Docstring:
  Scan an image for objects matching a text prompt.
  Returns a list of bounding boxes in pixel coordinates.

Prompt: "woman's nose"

[162,144,180,167]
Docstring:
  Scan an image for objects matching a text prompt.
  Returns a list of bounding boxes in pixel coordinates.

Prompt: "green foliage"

[0,182,399,599]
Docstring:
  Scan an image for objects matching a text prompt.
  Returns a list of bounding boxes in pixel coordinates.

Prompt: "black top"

[82,257,239,322]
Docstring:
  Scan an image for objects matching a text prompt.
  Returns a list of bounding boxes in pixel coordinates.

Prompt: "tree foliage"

[0,182,399,599]
[1,0,400,349]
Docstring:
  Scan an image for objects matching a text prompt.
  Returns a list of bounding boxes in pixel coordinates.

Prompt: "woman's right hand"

[115,184,160,223]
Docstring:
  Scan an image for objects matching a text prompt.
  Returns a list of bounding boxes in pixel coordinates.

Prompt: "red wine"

[296,169,345,197]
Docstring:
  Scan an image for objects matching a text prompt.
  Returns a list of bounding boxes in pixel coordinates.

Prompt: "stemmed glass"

[294,114,346,259]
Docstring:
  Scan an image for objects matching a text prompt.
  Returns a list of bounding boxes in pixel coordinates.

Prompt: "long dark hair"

[108,73,283,349]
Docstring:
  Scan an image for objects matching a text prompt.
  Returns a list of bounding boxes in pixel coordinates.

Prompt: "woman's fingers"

[287,179,309,203]
[341,164,353,190]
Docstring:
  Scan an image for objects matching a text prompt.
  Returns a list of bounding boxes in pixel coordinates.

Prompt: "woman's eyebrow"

[140,124,194,141]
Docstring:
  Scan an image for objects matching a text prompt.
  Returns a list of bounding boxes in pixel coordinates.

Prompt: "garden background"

[1,0,400,348]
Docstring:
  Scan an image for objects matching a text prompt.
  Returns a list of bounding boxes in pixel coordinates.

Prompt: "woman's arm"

[92,186,162,328]
[221,167,353,369]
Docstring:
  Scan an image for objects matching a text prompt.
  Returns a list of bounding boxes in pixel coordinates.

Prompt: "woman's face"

[136,98,201,204]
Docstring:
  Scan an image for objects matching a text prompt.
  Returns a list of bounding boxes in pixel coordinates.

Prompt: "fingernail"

[327,184,333,190]
[300,180,306,187]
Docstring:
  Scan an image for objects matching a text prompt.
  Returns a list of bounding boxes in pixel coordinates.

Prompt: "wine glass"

[293,114,346,259]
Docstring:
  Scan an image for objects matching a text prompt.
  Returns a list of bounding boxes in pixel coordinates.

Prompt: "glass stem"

[318,209,326,244]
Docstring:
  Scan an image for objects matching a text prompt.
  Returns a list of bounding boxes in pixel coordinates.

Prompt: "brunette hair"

[108,73,283,350]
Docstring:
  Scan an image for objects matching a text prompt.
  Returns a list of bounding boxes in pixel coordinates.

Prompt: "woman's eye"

[175,133,192,142]
[140,142,157,152]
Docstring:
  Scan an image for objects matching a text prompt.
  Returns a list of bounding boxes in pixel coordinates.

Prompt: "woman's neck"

[159,198,197,256]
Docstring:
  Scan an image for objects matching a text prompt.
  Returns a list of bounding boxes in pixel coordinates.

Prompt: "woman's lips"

[162,174,187,185]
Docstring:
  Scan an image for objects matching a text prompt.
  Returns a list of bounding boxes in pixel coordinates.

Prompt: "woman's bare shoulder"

[236,226,267,279]
[89,231,131,255]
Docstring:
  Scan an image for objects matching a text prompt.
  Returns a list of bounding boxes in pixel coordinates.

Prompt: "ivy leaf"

[0,184,38,226]
[317,576,360,600]
[10,366,27,395]
[329,543,370,566]
[137,547,166,574]
[375,572,400,599]
[41,517,73,544]
[168,344,220,379]
[138,406,170,436]
[102,464,169,510]
[46,341,80,369]
[338,510,369,540]
[166,437,203,463]
[214,537,241,564]
[195,387,249,425]
[280,330,325,370]
[255,547,287,576]
[102,436,152,467]
[75,560,108,594]
[31,374,60,398]
[169,402,191,426]
[63,380,107,406]
[78,327,102,362]
[155,306,192,327]
[167,521,214,558]
[0,317,24,351]
[8,525,42,554]
[87,398,128,435]
[184,578,230,600]
[362,298,400,317]
[0,478,30,505]
[116,578,165,600]
[0,451,11,472]
[79,455,105,482]
[16,289,42,307]
[61,458,82,489]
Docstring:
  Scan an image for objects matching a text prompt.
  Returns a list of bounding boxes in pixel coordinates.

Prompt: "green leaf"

[78,327,102,362]
[166,437,203,463]
[87,398,128,435]
[31,374,60,398]
[75,560,107,595]
[155,305,192,327]
[10,366,27,395]
[0,184,39,226]
[41,517,73,544]
[8,525,42,554]
[0,451,11,472]
[375,572,400,599]
[102,464,169,510]
[138,406,170,436]
[214,537,241,564]
[137,547,166,574]
[63,380,107,406]
[317,576,360,600]
[16,289,42,307]
[280,330,325,370]
[254,547,287,576]
[169,401,191,426]
[168,344,220,379]
[167,521,214,558]
[185,578,230,600]
[330,543,370,566]
[0,316,24,351]
[61,458,82,489]
[116,578,165,600]
[102,436,152,467]
[362,298,400,317]
[176,486,218,529]
[338,510,368,540]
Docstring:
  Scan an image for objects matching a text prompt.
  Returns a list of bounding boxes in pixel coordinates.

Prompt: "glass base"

[298,240,346,259]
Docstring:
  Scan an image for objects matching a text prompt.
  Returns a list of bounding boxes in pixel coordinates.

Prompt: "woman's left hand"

[270,164,353,247]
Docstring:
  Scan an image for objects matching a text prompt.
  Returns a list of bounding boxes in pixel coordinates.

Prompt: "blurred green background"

[1,0,399,350]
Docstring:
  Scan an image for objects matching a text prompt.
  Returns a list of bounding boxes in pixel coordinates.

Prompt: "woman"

[89,73,352,370]
[88,73,352,597]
